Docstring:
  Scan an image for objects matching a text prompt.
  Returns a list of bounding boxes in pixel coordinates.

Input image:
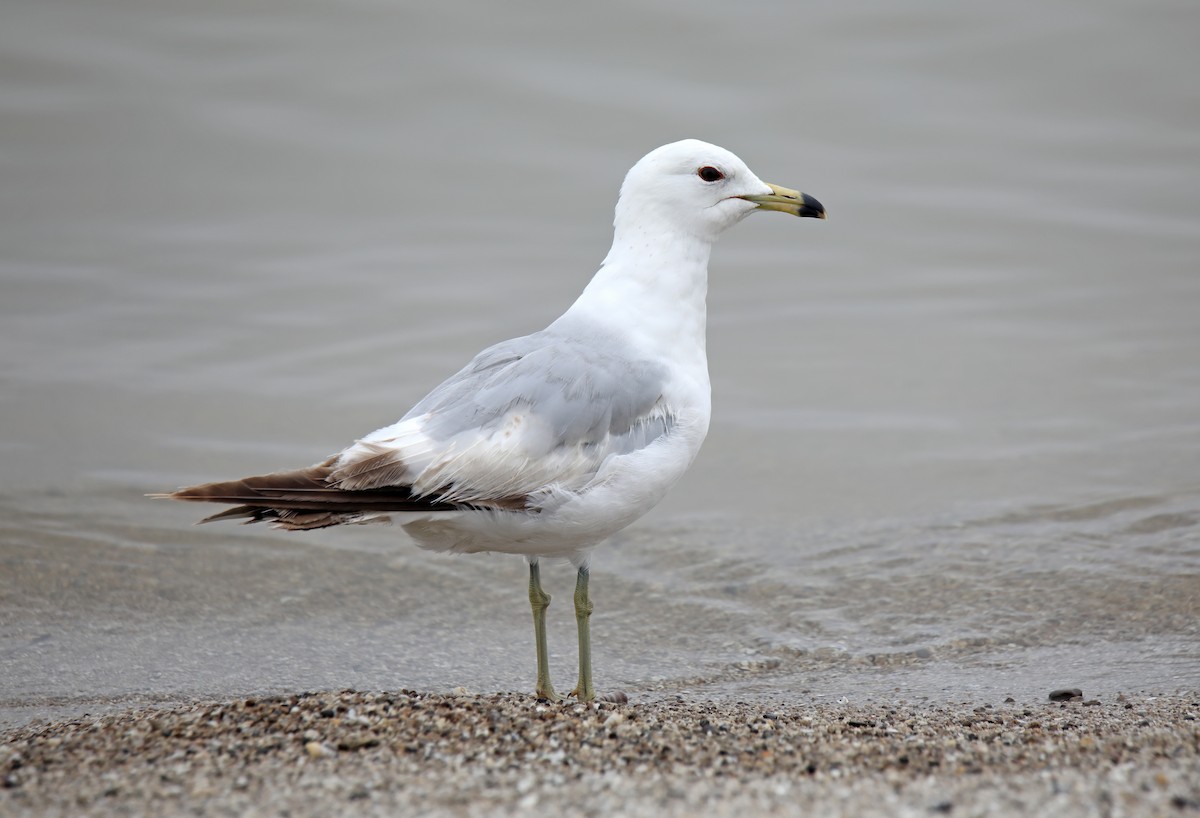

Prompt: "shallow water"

[2,0,1198,726]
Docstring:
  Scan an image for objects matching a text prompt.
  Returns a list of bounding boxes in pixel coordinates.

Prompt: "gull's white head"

[613,139,825,241]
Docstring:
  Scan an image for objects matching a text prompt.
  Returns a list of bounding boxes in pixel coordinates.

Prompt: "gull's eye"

[697,166,724,183]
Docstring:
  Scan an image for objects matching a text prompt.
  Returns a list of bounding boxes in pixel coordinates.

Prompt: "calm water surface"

[2,0,1197,725]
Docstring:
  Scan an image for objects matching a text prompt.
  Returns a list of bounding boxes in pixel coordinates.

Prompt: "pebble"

[304,741,334,759]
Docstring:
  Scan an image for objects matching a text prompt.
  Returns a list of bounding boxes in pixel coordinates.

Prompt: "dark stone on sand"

[1049,688,1083,702]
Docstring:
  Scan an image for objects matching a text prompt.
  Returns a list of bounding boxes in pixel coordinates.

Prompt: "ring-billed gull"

[158,139,825,701]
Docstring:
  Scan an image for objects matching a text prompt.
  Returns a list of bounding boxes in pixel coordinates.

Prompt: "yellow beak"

[738,183,826,219]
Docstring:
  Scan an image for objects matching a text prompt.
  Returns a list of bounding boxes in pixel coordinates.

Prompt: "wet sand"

[3,690,1196,817]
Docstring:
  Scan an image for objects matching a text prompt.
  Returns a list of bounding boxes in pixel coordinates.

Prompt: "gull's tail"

[151,456,462,531]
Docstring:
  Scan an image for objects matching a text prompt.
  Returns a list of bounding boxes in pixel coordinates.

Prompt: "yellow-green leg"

[571,565,595,702]
[527,560,561,701]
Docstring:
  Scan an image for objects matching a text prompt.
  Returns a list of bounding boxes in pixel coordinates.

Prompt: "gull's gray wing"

[330,322,676,503]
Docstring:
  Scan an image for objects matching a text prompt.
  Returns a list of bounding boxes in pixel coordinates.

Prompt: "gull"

[158,139,825,701]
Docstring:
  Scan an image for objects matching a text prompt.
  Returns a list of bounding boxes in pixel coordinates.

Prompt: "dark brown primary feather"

[154,456,527,531]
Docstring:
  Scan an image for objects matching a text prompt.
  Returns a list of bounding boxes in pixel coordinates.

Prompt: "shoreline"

[3,689,1197,817]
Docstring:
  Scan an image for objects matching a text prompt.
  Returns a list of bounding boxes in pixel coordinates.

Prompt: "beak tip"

[800,192,826,220]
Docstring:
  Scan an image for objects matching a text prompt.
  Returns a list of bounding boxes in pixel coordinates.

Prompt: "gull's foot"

[535,687,565,703]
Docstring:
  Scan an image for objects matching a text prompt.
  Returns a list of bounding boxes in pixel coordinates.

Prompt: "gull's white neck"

[557,218,713,364]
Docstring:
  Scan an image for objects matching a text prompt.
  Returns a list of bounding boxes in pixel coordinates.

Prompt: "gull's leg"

[527,559,561,701]
[570,564,595,702]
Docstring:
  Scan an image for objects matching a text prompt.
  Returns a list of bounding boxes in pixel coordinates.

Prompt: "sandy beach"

[3,689,1196,817]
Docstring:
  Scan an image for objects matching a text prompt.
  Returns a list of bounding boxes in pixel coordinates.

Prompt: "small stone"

[337,734,380,751]
[305,741,334,759]
[1048,688,1083,702]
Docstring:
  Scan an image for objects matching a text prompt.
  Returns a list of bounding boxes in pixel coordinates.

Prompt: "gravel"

[3,690,1197,817]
